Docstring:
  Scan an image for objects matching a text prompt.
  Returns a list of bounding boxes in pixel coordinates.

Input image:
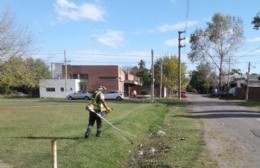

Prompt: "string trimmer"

[87,104,134,144]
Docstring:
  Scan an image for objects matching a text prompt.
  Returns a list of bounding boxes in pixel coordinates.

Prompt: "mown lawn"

[0,98,216,168]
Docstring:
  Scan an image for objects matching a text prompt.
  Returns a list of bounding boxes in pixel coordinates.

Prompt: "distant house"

[39,64,141,98]
[229,74,260,100]
[247,74,260,100]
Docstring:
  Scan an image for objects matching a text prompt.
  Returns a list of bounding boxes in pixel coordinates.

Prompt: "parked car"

[67,91,92,100]
[181,91,188,98]
[104,90,124,100]
[218,92,234,99]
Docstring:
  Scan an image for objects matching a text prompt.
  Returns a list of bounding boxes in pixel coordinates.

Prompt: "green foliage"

[252,12,260,30]
[154,55,188,95]
[135,59,151,87]
[0,56,51,95]
[189,63,217,94]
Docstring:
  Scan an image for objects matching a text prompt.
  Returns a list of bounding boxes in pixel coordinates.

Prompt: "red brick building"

[62,65,142,96]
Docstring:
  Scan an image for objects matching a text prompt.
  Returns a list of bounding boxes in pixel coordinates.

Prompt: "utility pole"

[160,62,163,98]
[178,31,185,99]
[151,49,154,102]
[245,62,250,101]
[64,50,67,97]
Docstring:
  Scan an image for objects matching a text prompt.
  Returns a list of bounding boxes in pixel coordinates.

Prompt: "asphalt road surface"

[187,94,260,168]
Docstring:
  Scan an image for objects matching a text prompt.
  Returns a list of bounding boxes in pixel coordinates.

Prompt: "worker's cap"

[97,85,106,91]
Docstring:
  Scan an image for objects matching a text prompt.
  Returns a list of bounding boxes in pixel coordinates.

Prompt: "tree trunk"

[218,56,224,92]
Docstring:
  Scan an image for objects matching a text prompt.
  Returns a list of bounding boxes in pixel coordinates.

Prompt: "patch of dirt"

[0,161,12,168]
[128,132,176,168]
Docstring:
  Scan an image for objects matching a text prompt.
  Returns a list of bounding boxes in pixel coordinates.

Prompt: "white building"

[39,79,87,98]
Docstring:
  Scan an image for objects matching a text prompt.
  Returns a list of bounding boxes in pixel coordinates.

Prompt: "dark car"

[67,91,92,100]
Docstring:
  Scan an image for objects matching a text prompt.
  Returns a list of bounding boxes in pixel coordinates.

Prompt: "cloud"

[164,38,179,47]
[152,21,198,33]
[247,37,260,43]
[55,0,105,22]
[164,36,189,47]
[96,30,124,48]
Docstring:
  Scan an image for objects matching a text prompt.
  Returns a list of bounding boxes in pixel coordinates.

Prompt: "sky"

[1,0,260,74]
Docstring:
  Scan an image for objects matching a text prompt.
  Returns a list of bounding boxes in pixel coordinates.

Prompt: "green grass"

[239,100,260,110]
[0,98,216,168]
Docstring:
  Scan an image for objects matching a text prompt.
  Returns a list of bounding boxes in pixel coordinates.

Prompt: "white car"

[67,91,92,100]
[104,90,124,101]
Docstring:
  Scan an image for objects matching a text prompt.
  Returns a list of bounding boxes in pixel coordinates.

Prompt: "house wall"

[39,79,84,98]
[236,87,260,100]
[229,75,260,100]
[63,65,125,93]
[248,87,260,100]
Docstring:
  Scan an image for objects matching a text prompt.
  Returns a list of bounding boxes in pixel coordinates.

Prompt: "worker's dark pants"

[87,110,102,131]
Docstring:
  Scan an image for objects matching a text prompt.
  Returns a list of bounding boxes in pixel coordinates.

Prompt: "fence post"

[52,139,57,168]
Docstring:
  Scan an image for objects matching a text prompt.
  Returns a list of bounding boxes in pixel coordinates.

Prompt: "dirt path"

[0,161,12,168]
[187,94,260,168]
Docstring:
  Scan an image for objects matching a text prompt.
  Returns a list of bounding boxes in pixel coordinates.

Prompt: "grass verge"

[0,98,216,168]
[239,100,260,111]
[128,99,217,168]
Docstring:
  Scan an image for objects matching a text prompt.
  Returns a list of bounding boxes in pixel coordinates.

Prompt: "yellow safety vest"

[91,91,104,111]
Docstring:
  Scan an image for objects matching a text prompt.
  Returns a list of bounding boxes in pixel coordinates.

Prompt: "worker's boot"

[84,128,92,139]
[96,130,101,137]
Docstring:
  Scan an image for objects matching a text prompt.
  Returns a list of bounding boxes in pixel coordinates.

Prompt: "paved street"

[187,94,260,168]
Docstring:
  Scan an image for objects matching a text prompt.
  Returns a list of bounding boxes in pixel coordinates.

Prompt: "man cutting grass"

[85,86,111,139]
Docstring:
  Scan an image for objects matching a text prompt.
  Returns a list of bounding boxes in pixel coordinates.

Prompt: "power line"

[29,52,151,58]
[232,46,260,58]
[183,0,190,54]
[184,0,190,31]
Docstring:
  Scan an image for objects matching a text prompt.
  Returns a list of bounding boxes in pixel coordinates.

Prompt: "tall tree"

[188,13,244,91]
[122,60,151,87]
[154,55,188,96]
[0,10,33,64]
[138,59,146,70]
[135,60,151,87]
[0,9,42,95]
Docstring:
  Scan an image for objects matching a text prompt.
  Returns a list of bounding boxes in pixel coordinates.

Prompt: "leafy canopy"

[188,13,244,89]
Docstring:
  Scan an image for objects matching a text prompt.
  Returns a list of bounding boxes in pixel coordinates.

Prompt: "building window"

[69,73,89,79]
[71,74,78,79]
[46,88,55,92]
[99,76,117,80]
[79,82,87,91]
[60,87,64,92]
[80,74,88,79]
